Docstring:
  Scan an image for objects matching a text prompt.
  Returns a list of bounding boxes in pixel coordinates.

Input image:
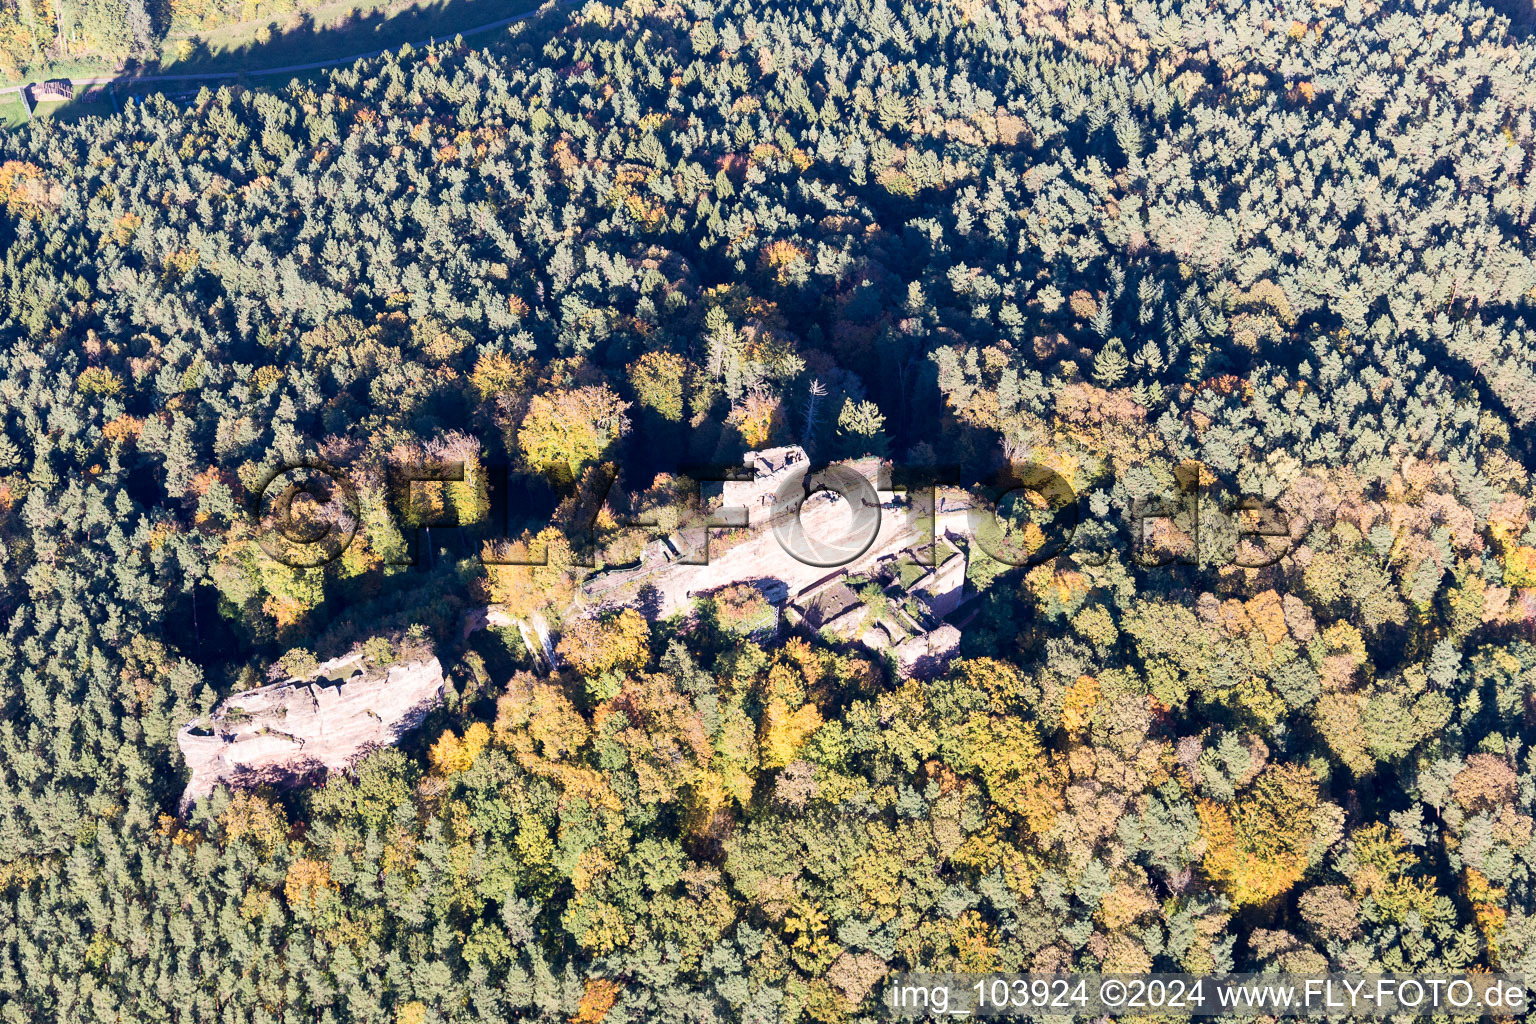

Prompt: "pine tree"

[1093,337,1129,386]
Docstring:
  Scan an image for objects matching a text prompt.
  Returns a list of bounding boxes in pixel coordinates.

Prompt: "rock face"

[177,653,444,812]
[893,624,962,680]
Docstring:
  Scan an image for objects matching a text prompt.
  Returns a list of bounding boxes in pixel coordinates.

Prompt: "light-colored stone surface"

[722,445,811,527]
[177,653,444,811]
[893,624,963,679]
[584,473,979,619]
[462,453,986,678]
[910,549,967,620]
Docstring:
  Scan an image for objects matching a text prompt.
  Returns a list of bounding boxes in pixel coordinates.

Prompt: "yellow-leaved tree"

[627,350,689,422]
[555,608,651,680]
[219,793,289,859]
[941,713,1064,835]
[429,722,491,777]
[1198,763,1319,907]
[484,527,578,619]
[757,639,826,770]
[517,385,630,483]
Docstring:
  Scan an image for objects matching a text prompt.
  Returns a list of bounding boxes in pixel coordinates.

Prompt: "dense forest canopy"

[3,0,1536,1019]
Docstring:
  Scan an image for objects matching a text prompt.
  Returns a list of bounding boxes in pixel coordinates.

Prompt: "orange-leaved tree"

[1198,763,1320,907]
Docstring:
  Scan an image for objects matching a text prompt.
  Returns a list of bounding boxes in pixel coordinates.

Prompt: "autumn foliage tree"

[556,608,651,683]
[517,385,631,483]
[1198,764,1321,907]
[627,351,689,422]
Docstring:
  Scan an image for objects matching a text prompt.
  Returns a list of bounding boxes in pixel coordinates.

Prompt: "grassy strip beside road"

[157,0,541,80]
[0,0,542,93]
[0,56,108,93]
[0,92,27,129]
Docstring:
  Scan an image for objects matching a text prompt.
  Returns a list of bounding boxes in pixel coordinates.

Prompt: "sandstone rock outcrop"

[177,652,444,812]
[893,624,962,679]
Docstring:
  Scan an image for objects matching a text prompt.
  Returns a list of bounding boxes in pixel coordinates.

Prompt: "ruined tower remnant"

[177,652,445,812]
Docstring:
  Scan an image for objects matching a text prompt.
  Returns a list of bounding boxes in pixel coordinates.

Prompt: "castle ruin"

[177,651,445,811]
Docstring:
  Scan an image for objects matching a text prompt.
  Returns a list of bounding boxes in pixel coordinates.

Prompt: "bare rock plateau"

[177,653,444,811]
